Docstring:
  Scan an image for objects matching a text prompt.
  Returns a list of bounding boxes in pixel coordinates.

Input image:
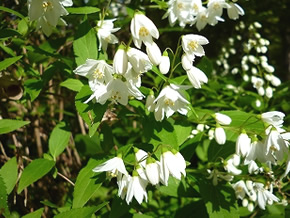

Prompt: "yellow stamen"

[93,69,104,79]
[188,40,198,51]
[139,27,149,37]
[164,98,174,106]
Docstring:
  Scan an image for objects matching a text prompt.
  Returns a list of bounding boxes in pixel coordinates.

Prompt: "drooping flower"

[127,47,153,74]
[232,180,249,200]
[130,12,159,49]
[182,34,209,60]
[261,111,285,128]
[207,0,227,26]
[96,19,120,51]
[186,66,208,89]
[214,113,232,125]
[113,44,128,76]
[214,126,226,145]
[73,59,113,87]
[254,182,279,210]
[236,132,251,157]
[159,51,170,75]
[28,0,73,36]
[159,148,186,185]
[117,173,131,200]
[227,2,245,20]
[145,157,160,185]
[146,42,162,66]
[224,157,242,175]
[125,170,148,205]
[93,156,128,177]
[153,84,189,121]
[134,148,148,168]
[145,94,156,112]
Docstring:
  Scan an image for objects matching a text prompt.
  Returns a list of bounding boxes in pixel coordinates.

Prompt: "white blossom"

[127,47,153,74]
[236,132,251,157]
[261,111,285,128]
[93,156,128,177]
[126,171,148,205]
[214,126,226,145]
[145,157,160,185]
[186,66,208,89]
[130,12,159,49]
[113,45,128,75]
[214,113,232,125]
[96,19,120,51]
[227,3,245,20]
[146,42,162,66]
[159,53,170,75]
[182,34,209,60]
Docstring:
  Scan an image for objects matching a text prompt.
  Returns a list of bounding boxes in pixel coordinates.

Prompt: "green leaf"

[67,7,100,14]
[72,159,104,208]
[0,175,10,217]
[0,29,21,39]
[0,56,22,71]
[49,122,71,159]
[22,208,44,218]
[73,19,98,66]
[0,6,25,19]
[0,119,30,135]
[0,157,18,194]
[24,79,43,101]
[18,19,29,35]
[17,159,55,194]
[55,205,107,218]
[196,176,239,218]
[60,79,84,92]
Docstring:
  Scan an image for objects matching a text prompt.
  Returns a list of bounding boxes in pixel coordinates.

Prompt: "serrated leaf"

[49,122,71,159]
[0,55,22,71]
[67,7,100,14]
[24,79,43,101]
[0,119,30,135]
[17,159,55,194]
[197,176,239,218]
[55,205,107,218]
[73,19,98,66]
[22,208,44,218]
[60,79,84,92]
[72,159,104,208]
[0,157,18,194]
[0,175,10,217]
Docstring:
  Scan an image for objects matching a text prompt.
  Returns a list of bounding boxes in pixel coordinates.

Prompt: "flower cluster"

[216,21,281,101]
[92,147,186,204]
[27,0,73,36]
[206,111,290,212]
[164,0,244,30]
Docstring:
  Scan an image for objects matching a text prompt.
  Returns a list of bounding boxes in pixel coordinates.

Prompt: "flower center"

[42,1,52,11]
[177,3,183,9]
[139,27,149,37]
[188,40,198,51]
[213,3,220,10]
[112,91,122,101]
[193,4,199,11]
[93,69,104,79]
[164,98,174,106]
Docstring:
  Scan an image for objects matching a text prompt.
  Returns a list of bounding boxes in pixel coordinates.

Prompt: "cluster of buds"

[92,147,187,204]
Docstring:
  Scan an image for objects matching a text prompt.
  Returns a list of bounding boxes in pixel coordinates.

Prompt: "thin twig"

[57,172,75,186]
[0,140,9,160]
[77,114,86,135]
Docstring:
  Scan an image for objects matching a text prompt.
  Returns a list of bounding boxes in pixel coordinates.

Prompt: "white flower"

[160,149,186,185]
[236,132,251,157]
[186,66,208,89]
[113,45,128,76]
[214,113,232,125]
[224,158,242,175]
[232,180,249,200]
[93,156,128,177]
[85,79,129,105]
[264,128,288,161]
[207,0,227,25]
[214,126,226,145]
[134,148,148,168]
[145,157,160,185]
[265,86,273,98]
[159,54,170,75]
[117,174,131,200]
[127,47,153,74]
[270,75,281,87]
[145,94,155,112]
[248,160,259,174]
[154,84,189,121]
[182,34,209,60]
[194,6,208,31]
[164,0,196,27]
[261,111,285,128]
[244,140,275,164]
[227,3,245,20]
[28,0,72,36]
[255,182,279,210]
[130,12,159,49]
[126,171,148,205]
[73,59,113,87]
[96,19,120,51]
[146,42,162,66]
[181,54,193,71]
[124,63,142,88]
